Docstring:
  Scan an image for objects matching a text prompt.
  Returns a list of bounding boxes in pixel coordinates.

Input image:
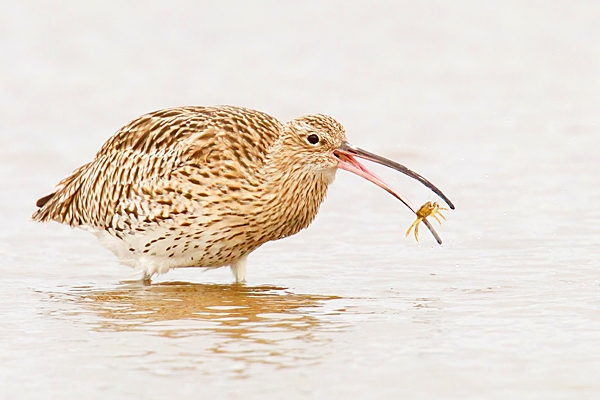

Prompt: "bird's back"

[32,106,283,230]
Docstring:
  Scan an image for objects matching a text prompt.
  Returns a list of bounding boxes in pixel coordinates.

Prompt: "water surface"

[1,1,599,399]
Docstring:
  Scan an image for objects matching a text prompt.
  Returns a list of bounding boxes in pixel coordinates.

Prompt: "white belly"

[91,216,254,278]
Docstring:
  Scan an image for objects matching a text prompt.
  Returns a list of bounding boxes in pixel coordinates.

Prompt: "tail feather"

[32,188,76,224]
[32,162,91,224]
[35,192,55,208]
[32,195,56,222]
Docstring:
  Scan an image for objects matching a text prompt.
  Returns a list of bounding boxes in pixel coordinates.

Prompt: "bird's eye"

[307,134,320,145]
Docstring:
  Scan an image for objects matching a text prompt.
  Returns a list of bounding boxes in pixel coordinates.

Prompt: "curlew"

[33,106,454,283]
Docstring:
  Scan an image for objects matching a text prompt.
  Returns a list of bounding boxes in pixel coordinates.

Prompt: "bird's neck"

[253,153,337,242]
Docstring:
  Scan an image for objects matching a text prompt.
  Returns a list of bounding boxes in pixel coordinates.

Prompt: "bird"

[32,106,454,284]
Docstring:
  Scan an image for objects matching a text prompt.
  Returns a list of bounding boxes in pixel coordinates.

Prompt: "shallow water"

[1,1,600,399]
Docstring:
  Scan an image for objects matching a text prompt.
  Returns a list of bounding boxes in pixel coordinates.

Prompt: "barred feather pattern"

[32,106,346,281]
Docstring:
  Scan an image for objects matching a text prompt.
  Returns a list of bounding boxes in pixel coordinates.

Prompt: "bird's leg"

[230,256,248,284]
[141,273,152,286]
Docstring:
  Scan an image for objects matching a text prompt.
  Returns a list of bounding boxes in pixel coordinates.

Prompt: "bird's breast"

[251,167,337,241]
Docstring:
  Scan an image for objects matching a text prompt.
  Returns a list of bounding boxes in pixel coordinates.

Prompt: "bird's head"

[281,113,455,220]
[281,114,348,177]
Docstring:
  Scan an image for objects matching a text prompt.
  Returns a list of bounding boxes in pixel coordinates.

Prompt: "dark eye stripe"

[307,134,319,145]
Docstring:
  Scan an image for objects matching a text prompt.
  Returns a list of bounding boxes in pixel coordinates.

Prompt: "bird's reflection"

[55,282,345,370]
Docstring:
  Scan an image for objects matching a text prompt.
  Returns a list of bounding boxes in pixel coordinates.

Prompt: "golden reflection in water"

[53,282,345,370]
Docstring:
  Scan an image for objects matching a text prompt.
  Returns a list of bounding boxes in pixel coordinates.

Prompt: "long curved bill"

[333,141,455,245]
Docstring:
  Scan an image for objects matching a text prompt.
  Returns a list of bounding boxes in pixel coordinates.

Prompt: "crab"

[406,201,448,243]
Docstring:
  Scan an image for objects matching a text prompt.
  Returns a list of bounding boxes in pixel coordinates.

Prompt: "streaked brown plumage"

[33,106,454,283]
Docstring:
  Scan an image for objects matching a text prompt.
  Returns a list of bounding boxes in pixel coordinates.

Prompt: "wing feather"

[32,106,282,228]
